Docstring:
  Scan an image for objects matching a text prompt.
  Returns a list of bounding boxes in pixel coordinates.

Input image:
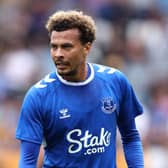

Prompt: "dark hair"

[46,10,96,44]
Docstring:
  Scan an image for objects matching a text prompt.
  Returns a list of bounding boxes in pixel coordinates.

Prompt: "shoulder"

[34,72,57,89]
[91,63,132,96]
[91,63,128,84]
[25,72,58,99]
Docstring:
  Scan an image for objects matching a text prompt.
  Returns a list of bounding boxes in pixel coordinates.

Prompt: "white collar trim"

[56,63,94,86]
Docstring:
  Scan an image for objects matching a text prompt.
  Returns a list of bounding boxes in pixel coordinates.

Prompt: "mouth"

[55,62,69,69]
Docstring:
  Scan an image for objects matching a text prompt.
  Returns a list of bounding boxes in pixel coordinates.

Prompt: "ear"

[84,42,92,55]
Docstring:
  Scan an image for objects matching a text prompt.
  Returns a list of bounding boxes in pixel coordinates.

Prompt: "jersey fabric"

[16,63,143,168]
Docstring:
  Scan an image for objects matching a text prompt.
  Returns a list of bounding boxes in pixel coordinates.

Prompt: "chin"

[57,70,70,76]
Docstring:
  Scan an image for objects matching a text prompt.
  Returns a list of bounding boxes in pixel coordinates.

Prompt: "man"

[16,10,144,168]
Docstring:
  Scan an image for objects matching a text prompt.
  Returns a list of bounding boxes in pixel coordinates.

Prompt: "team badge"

[101,97,117,114]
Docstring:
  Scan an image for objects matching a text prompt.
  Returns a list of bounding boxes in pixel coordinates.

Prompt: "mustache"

[54,60,70,66]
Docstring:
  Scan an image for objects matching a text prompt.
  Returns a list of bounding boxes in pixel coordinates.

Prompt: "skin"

[50,28,92,82]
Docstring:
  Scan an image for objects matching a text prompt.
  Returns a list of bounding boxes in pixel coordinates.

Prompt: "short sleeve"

[16,87,43,144]
[117,72,143,125]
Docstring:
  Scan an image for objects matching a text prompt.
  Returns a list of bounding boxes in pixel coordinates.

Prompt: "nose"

[54,48,64,59]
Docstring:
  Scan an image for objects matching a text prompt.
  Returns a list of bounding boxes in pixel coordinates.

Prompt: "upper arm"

[116,71,143,126]
[16,88,44,144]
[118,118,141,143]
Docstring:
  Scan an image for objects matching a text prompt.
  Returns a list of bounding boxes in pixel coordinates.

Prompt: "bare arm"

[37,145,44,168]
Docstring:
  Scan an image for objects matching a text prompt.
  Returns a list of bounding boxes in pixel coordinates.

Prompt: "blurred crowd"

[0,0,168,167]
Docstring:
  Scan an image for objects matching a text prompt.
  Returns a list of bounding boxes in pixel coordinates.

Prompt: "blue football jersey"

[16,63,143,168]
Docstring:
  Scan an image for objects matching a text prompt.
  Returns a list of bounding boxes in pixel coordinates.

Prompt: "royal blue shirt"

[16,63,143,168]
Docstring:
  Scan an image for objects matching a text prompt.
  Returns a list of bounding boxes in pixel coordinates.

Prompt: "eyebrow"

[50,42,73,48]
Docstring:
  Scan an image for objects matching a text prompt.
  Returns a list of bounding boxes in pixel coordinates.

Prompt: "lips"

[56,62,69,69]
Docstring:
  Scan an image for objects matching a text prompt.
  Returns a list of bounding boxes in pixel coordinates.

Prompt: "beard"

[57,67,79,82]
[55,61,78,78]
[57,67,77,76]
[54,58,84,82]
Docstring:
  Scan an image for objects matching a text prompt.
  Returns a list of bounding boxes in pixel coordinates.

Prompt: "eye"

[50,43,57,50]
[62,43,73,49]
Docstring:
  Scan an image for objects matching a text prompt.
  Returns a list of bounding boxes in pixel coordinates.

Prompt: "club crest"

[101,97,117,114]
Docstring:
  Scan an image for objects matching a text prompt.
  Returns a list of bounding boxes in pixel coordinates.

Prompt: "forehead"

[50,29,81,43]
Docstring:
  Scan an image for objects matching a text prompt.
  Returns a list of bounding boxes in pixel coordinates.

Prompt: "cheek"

[68,50,79,60]
[50,49,58,61]
[73,48,85,60]
[72,53,84,64]
[50,50,54,58]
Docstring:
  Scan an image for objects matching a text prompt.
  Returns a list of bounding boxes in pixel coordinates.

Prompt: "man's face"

[50,29,91,81]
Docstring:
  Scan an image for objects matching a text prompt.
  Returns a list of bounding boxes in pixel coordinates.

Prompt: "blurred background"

[0,0,168,167]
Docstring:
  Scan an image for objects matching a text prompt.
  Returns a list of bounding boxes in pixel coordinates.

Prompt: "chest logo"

[59,108,71,119]
[101,97,117,114]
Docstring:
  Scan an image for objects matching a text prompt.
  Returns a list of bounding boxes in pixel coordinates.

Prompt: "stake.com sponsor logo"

[66,128,111,155]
